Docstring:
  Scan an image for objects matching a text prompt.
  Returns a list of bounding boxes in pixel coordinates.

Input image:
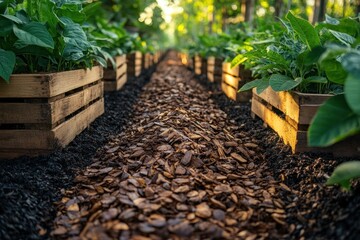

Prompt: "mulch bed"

[196,70,360,240]
[1,51,359,240]
[0,66,155,240]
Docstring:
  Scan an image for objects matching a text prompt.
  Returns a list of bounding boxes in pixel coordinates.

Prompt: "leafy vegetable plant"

[0,0,107,83]
[233,11,353,95]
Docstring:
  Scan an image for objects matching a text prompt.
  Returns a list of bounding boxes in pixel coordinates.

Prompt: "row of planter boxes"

[0,51,162,160]
[186,53,359,157]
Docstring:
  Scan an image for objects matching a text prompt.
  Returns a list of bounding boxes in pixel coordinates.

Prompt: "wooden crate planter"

[207,57,223,83]
[127,51,142,77]
[0,66,105,159]
[251,88,360,156]
[221,62,252,102]
[103,55,127,91]
[193,55,207,76]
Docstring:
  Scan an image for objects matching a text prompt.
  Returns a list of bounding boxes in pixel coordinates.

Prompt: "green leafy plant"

[234,11,351,95]
[326,161,360,191]
[0,0,107,83]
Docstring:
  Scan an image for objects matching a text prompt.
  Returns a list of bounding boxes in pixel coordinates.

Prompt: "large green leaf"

[286,11,321,50]
[0,49,15,83]
[308,94,360,147]
[269,74,302,91]
[13,22,54,49]
[239,78,263,92]
[329,30,356,46]
[256,78,270,94]
[322,59,347,84]
[0,15,13,37]
[344,74,360,115]
[1,14,23,24]
[342,52,360,76]
[327,161,360,191]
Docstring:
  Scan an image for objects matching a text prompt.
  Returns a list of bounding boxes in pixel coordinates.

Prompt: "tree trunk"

[313,0,327,23]
[342,0,347,17]
[245,0,255,27]
[275,0,283,18]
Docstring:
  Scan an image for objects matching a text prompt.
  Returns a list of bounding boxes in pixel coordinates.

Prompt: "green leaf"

[286,11,321,50]
[83,1,102,19]
[13,22,54,49]
[231,54,247,68]
[308,94,360,147]
[256,78,270,94]
[0,14,23,24]
[329,30,356,46]
[304,76,327,84]
[344,74,360,115]
[322,59,347,84]
[342,52,360,76]
[269,74,302,91]
[325,14,339,25]
[0,15,13,37]
[326,161,360,191]
[304,46,326,65]
[0,49,15,83]
[239,78,263,92]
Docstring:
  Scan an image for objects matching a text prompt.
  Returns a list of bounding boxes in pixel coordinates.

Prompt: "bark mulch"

[0,67,155,240]
[52,52,293,240]
[196,69,360,240]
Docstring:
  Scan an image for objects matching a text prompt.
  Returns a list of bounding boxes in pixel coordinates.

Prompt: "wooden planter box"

[207,57,223,83]
[251,88,360,156]
[127,51,142,77]
[142,53,154,70]
[103,55,127,91]
[0,66,104,159]
[221,62,252,102]
[193,55,207,76]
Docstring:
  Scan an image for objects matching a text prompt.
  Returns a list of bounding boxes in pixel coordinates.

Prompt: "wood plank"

[51,82,103,124]
[0,130,54,150]
[251,97,298,151]
[103,68,116,80]
[223,74,240,89]
[115,73,127,90]
[116,62,127,79]
[53,98,104,147]
[48,66,103,97]
[221,82,237,101]
[0,75,50,98]
[0,103,50,124]
[222,62,240,77]
[115,55,127,65]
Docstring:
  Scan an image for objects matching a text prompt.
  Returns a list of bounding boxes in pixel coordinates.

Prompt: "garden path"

[52,52,292,239]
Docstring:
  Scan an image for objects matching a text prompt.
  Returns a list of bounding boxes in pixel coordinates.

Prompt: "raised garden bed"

[207,56,222,83]
[142,53,154,70]
[103,55,127,91]
[221,62,252,102]
[127,51,142,77]
[251,87,360,156]
[193,55,207,76]
[0,66,104,159]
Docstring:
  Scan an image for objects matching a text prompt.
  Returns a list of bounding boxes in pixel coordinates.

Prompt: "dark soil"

[0,67,155,240]
[196,74,360,240]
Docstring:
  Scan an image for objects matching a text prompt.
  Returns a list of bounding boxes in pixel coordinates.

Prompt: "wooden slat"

[103,68,116,80]
[0,130,54,150]
[51,81,103,124]
[251,97,298,151]
[221,82,237,101]
[223,74,240,89]
[0,103,50,124]
[53,98,104,147]
[115,55,127,65]
[116,62,127,79]
[115,73,127,91]
[48,66,103,97]
[222,62,240,77]
[0,75,50,98]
